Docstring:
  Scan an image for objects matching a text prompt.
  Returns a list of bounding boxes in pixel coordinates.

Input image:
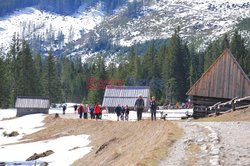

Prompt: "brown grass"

[195,107,250,122]
[22,116,181,166]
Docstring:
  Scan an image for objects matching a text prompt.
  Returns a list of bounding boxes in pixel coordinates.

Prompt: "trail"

[160,121,250,166]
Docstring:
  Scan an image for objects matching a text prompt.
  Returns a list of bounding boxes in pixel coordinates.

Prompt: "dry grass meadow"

[22,116,181,166]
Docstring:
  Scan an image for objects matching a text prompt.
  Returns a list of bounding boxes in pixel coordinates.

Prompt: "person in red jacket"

[94,102,101,120]
[77,104,84,119]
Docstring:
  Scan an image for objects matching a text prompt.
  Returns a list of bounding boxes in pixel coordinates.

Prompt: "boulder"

[26,150,54,161]
[3,131,19,137]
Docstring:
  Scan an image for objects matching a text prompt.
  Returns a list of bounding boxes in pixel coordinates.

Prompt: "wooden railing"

[207,96,250,116]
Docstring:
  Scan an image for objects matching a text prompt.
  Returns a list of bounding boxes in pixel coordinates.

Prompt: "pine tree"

[61,58,73,102]
[162,30,188,102]
[230,30,249,74]
[16,41,37,96]
[128,47,139,78]
[7,33,21,104]
[87,56,107,105]
[0,57,9,108]
[33,54,44,96]
[221,33,230,51]
[142,42,157,80]
[43,50,62,103]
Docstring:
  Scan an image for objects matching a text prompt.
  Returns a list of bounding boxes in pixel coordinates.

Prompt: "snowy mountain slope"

[96,0,250,46]
[0,4,104,53]
[0,0,250,59]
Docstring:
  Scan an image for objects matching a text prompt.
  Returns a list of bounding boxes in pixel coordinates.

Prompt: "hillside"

[23,116,181,166]
[0,0,250,60]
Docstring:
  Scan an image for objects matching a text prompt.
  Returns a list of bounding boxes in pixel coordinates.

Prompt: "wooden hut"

[102,86,150,112]
[187,49,250,117]
[15,96,50,117]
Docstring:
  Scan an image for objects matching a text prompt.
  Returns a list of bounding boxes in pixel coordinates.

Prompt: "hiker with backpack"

[134,95,144,121]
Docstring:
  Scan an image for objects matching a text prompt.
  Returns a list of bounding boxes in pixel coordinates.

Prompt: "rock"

[3,131,19,137]
[54,113,60,119]
[201,144,208,151]
[210,148,220,156]
[26,150,54,161]
[40,162,49,166]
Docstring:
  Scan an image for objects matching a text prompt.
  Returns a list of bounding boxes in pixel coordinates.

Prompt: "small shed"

[15,96,50,117]
[102,86,150,112]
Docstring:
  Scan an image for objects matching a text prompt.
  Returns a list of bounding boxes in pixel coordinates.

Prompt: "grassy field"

[195,107,250,122]
[23,116,181,166]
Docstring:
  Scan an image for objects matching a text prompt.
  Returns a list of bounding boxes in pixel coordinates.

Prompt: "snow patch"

[0,135,91,166]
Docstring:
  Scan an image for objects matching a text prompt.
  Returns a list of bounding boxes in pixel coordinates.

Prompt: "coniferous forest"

[0,30,249,108]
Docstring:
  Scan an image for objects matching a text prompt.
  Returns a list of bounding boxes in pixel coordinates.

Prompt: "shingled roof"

[187,49,250,99]
[15,96,50,109]
[102,86,150,107]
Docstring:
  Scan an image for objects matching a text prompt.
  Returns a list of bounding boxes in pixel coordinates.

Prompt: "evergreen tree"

[162,29,188,102]
[221,33,230,51]
[61,58,73,102]
[87,56,107,104]
[142,42,157,80]
[43,50,62,103]
[128,47,139,78]
[230,30,249,74]
[7,33,21,104]
[16,41,37,96]
[0,57,10,108]
[33,54,44,96]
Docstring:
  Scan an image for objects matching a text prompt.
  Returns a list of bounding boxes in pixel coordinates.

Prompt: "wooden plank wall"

[187,50,250,99]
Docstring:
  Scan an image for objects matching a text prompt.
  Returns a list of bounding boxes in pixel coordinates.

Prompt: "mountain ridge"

[0,0,250,61]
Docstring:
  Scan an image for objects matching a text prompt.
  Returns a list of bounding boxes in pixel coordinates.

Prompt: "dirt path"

[160,121,250,166]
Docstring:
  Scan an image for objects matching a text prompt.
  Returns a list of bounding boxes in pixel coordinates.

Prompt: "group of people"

[115,95,157,121]
[114,105,130,121]
[63,95,158,121]
[74,102,102,120]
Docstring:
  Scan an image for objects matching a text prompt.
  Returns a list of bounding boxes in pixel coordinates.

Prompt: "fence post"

[232,100,236,111]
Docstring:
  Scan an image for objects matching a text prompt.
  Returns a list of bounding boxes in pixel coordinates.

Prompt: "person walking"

[83,104,88,119]
[115,104,122,121]
[134,95,144,121]
[121,106,125,121]
[73,104,78,114]
[94,102,101,120]
[125,105,130,121]
[150,96,157,120]
[78,104,84,119]
[62,104,67,115]
[89,105,94,119]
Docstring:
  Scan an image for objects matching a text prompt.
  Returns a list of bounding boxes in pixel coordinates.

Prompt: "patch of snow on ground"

[0,114,45,145]
[0,109,16,120]
[0,134,91,166]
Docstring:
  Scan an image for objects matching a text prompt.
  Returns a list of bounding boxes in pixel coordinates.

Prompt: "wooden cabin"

[102,86,150,112]
[15,96,50,117]
[187,49,250,118]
